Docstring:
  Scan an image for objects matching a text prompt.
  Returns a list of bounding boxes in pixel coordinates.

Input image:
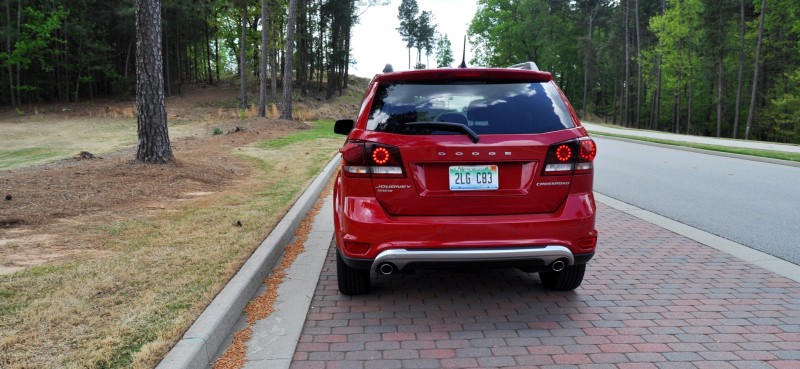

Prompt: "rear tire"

[337,250,370,295]
[539,263,586,291]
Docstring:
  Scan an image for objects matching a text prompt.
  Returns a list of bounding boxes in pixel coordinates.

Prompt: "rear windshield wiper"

[404,122,480,143]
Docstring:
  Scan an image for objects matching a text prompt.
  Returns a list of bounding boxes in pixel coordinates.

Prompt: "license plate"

[449,165,499,191]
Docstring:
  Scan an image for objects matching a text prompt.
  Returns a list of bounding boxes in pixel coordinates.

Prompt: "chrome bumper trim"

[371,245,574,272]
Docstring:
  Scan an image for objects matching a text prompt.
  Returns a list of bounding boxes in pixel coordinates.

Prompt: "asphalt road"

[593,136,800,266]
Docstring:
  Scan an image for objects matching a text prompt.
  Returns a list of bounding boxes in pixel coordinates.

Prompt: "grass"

[0,147,68,170]
[257,119,341,149]
[591,131,800,163]
[0,121,342,369]
[0,117,208,171]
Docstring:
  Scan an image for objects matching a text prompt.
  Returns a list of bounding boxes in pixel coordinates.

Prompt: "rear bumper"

[337,246,594,272]
[334,191,597,270]
[339,247,594,272]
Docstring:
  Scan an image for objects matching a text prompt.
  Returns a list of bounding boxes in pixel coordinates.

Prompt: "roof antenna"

[458,35,467,68]
[382,63,394,73]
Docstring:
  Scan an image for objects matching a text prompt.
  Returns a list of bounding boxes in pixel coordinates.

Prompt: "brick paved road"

[290,203,800,369]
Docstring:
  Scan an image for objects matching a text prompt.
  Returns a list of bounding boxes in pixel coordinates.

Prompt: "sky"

[350,0,479,77]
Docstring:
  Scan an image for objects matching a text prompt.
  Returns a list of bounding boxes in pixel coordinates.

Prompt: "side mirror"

[334,119,355,135]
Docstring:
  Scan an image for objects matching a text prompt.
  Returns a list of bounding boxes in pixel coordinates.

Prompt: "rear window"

[366,81,575,135]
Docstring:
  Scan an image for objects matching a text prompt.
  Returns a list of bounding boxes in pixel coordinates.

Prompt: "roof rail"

[507,62,539,71]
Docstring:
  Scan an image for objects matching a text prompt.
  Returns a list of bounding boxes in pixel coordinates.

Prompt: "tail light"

[341,141,406,178]
[542,137,596,176]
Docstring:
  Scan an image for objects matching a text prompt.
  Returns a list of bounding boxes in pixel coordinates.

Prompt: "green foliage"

[415,10,436,63]
[435,34,454,68]
[6,3,68,72]
[212,127,223,135]
[3,0,798,144]
[469,0,575,71]
[395,0,437,68]
[762,68,800,143]
[257,120,339,149]
[396,0,419,50]
[467,0,800,143]
[650,0,704,93]
[397,0,436,69]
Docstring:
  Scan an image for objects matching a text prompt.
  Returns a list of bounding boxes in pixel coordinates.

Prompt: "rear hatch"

[350,71,592,216]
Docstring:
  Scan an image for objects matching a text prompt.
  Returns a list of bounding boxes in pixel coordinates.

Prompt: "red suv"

[332,63,597,295]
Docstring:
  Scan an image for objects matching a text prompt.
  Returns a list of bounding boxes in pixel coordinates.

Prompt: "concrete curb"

[156,154,342,369]
[242,197,335,369]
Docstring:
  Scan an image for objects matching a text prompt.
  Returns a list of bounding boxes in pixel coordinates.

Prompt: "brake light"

[543,137,596,176]
[555,145,572,162]
[579,139,597,161]
[452,71,487,78]
[575,137,596,174]
[341,142,405,178]
[371,147,390,165]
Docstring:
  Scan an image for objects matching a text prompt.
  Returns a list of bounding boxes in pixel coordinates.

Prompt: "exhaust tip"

[551,259,566,272]
[378,263,395,275]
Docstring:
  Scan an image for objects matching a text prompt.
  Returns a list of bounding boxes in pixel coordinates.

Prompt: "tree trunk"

[745,0,766,140]
[581,7,596,118]
[239,0,248,109]
[251,17,259,78]
[269,3,277,102]
[652,58,662,130]
[326,17,341,99]
[164,26,171,96]
[204,4,213,85]
[635,0,642,128]
[15,0,20,103]
[56,24,63,102]
[308,19,315,89]
[343,21,351,91]
[623,0,630,127]
[62,17,69,102]
[271,50,278,102]
[651,0,666,131]
[135,0,172,163]
[191,35,198,82]
[6,0,15,106]
[674,70,681,134]
[716,59,723,137]
[317,25,323,90]
[733,0,745,139]
[175,8,181,95]
[298,0,309,96]
[259,0,268,117]
[280,0,299,119]
[74,64,81,101]
[124,38,133,78]
[215,31,220,82]
[612,81,619,125]
[688,63,693,134]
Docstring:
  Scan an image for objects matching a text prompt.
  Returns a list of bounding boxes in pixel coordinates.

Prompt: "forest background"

[1,0,798,143]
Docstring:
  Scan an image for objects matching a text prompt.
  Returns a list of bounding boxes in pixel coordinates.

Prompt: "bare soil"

[0,83,345,275]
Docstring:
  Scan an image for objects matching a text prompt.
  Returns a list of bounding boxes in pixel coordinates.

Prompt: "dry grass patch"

[0,122,343,369]
[232,103,318,121]
[0,116,213,170]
